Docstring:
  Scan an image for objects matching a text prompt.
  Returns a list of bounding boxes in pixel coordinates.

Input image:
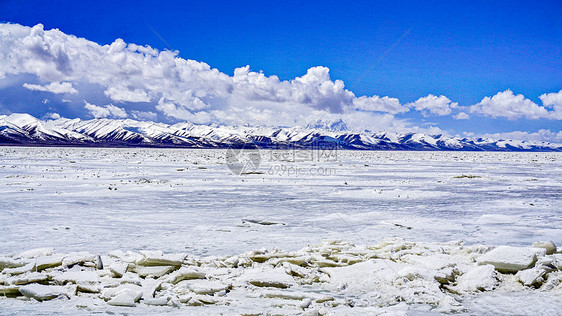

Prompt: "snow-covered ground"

[0,147,560,314]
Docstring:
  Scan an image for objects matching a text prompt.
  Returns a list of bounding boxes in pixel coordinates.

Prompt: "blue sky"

[0,0,561,141]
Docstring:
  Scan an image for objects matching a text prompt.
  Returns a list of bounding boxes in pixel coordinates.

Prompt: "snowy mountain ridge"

[0,113,560,151]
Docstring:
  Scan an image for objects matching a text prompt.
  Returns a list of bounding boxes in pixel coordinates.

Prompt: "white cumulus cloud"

[131,110,157,121]
[84,102,127,118]
[45,112,61,119]
[353,95,408,114]
[22,81,77,94]
[539,90,562,119]
[454,112,470,120]
[406,95,458,117]
[104,86,151,103]
[469,89,555,120]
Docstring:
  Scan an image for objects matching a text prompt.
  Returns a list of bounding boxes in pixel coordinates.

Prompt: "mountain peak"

[3,113,39,126]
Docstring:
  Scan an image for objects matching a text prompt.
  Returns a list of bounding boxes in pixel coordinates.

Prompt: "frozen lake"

[1,147,560,255]
[0,147,561,314]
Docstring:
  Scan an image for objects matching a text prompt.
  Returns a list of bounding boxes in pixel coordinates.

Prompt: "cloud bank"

[0,23,415,129]
[0,23,560,141]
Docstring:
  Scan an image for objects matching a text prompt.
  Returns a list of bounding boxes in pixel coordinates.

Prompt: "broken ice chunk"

[131,265,177,278]
[107,293,136,307]
[0,285,20,297]
[143,296,169,306]
[2,262,35,275]
[118,272,142,286]
[532,241,557,255]
[96,255,104,270]
[109,262,129,278]
[8,272,49,285]
[477,246,545,273]
[516,268,546,287]
[241,266,295,288]
[136,251,186,266]
[451,265,498,292]
[52,270,99,284]
[18,284,72,301]
[18,248,55,259]
[242,219,286,226]
[170,267,206,284]
[101,283,143,302]
[181,279,230,295]
[0,257,27,269]
[62,252,96,268]
[35,254,65,271]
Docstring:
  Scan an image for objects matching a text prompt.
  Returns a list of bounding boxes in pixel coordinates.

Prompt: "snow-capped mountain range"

[0,113,560,151]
